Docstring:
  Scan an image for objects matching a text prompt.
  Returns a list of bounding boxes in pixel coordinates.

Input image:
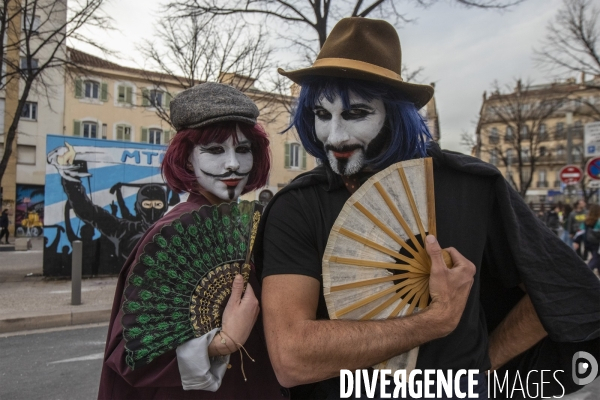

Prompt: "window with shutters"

[82,121,98,138]
[75,79,108,102]
[149,90,163,107]
[21,102,37,120]
[149,128,162,144]
[141,127,164,144]
[84,80,100,99]
[117,84,134,105]
[284,142,306,169]
[116,124,132,141]
[142,88,172,109]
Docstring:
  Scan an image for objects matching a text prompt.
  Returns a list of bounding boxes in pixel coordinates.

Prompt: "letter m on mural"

[44,135,181,277]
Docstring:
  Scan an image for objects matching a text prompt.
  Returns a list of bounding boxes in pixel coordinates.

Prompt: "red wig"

[162,122,270,194]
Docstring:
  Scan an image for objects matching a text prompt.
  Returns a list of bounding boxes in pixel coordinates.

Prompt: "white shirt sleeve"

[176,328,230,391]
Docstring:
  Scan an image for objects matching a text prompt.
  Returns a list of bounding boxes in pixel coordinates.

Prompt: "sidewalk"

[0,237,117,333]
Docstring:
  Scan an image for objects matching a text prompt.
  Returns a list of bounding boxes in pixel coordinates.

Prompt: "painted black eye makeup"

[199,146,224,155]
[236,145,252,154]
[342,104,376,120]
[313,106,332,121]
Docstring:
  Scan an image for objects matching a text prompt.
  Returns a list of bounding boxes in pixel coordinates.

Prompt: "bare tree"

[463,79,571,198]
[0,0,111,186]
[535,0,600,119]
[137,15,288,126]
[535,0,600,80]
[166,0,523,60]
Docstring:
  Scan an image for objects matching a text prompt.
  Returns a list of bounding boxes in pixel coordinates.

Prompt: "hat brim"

[179,115,257,131]
[278,63,434,109]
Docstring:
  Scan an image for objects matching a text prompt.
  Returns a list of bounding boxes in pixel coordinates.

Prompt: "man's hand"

[426,235,476,336]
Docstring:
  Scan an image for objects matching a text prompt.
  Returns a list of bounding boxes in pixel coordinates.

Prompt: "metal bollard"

[72,240,82,305]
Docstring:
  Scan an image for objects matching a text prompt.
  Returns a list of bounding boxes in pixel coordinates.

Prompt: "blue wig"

[290,76,432,171]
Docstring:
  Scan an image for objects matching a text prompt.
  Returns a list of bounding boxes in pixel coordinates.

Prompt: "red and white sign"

[559,165,583,185]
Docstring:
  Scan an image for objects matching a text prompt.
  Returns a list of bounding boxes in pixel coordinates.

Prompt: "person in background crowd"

[561,203,573,245]
[583,204,600,276]
[545,204,561,236]
[569,200,588,259]
[567,199,587,239]
[0,209,9,244]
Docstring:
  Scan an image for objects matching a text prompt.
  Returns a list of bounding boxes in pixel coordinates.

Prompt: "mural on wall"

[44,135,182,277]
[15,184,45,237]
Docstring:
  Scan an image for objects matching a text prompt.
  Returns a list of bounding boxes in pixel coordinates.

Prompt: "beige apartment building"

[65,48,317,202]
[0,0,66,237]
[474,76,600,204]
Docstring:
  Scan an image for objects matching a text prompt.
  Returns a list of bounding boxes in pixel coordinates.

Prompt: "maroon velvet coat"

[98,193,283,400]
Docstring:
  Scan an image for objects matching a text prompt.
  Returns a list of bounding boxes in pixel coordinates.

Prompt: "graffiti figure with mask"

[48,142,178,269]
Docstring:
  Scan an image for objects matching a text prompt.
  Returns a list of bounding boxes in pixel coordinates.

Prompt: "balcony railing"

[536,181,549,188]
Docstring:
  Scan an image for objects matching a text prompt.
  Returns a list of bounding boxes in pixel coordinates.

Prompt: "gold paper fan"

[322,157,443,374]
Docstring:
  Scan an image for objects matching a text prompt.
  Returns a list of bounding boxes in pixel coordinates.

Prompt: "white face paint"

[314,92,386,175]
[189,126,253,201]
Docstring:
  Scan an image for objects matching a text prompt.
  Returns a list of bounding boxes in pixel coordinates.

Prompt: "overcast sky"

[82,0,568,153]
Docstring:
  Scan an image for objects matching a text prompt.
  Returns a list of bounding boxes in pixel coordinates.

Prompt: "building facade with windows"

[65,48,176,146]
[474,76,600,204]
[0,0,66,236]
[65,48,317,203]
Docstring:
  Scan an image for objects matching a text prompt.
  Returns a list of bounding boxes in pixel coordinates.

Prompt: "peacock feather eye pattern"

[121,200,264,370]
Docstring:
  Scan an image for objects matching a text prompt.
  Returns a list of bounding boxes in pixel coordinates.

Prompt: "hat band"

[312,58,403,82]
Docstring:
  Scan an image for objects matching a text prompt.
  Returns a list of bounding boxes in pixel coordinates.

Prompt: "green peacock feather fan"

[121,200,263,370]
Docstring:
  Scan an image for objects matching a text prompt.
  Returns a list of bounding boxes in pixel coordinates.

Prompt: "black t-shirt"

[261,162,525,395]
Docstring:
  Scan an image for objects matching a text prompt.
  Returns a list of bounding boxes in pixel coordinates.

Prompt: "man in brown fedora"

[255,17,599,399]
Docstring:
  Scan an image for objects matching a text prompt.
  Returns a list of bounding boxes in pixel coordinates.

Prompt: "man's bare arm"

[488,293,547,371]
[262,236,476,387]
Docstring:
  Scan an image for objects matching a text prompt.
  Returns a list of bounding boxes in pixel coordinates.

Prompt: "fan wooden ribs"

[322,158,436,375]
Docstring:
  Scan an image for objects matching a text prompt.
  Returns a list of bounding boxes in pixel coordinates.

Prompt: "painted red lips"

[220,179,242,187]
[332,150,356,159]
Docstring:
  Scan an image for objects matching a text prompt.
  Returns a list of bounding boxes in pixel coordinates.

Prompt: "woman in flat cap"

[98,82,282,399]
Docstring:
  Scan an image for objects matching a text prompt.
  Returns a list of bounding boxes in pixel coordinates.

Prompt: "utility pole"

[565,112,574,202]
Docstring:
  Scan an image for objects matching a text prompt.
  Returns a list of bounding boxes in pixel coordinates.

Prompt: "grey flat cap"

[170,82,259,131]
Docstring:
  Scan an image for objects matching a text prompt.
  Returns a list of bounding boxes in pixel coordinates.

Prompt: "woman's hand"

[212,274,259,355]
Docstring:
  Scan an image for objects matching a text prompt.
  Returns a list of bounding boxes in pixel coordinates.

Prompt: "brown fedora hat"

[278,17,434,109]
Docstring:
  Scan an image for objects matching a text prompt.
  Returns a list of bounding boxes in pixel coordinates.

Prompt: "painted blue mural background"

[43,135,182,277]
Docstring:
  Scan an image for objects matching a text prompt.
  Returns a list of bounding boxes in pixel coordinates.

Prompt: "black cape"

[255,143,600,397]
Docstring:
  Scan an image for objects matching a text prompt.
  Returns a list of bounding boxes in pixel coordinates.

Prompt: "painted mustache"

[199,170,250,178]
[325,144,364,158]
